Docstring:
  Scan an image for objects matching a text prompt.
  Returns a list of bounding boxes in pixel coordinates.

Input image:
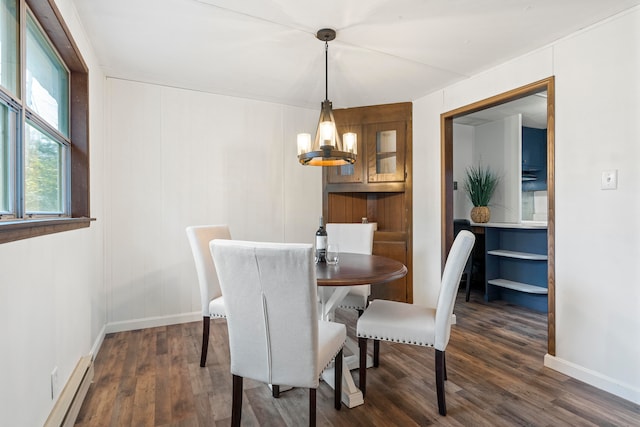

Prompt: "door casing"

[440,77,556,355]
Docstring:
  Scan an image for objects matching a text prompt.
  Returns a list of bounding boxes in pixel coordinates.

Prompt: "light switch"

[601,170,618,190]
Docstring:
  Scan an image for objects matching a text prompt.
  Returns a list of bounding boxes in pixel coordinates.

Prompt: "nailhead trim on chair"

[319,340,347,377]
[211,313,226,319]
[339,304,366,310]
[356,333,434,348]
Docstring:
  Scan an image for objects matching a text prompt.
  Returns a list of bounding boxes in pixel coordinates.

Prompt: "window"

[0,0,90,244]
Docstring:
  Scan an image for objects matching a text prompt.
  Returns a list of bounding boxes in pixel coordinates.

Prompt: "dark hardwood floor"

[75,290,639,426]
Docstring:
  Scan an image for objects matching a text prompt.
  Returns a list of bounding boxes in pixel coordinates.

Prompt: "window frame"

[0,0,91,244]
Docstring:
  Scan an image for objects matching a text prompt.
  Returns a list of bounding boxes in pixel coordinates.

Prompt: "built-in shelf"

[484,225,548,312]
[487,279,548,294]
[487,249,547,261]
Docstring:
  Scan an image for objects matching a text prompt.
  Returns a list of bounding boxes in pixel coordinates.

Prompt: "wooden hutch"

[323,102,413,302]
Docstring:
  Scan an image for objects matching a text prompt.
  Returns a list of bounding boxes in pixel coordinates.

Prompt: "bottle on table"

[315,216,327,263]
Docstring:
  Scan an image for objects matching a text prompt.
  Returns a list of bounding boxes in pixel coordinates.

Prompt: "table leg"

[318,286,370,407]
[319,286,350,321]
[343,337,373,370]
[321,362,364,408]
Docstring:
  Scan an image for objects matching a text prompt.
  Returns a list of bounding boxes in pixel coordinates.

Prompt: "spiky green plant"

[463,164,499,206]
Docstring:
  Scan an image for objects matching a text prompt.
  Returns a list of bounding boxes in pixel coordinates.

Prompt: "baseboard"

[544,353,640,405]
[105,311,201,334]
[43,355,94,427]
[91,324,106,360]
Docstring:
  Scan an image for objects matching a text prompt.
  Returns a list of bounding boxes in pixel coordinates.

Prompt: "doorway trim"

[440,76,556,355]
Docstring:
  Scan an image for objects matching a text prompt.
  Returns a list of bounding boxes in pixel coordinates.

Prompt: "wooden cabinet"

[326,124,364,184]
[484,225,548,312]
[323,103,412,303]
[367,121,406,183]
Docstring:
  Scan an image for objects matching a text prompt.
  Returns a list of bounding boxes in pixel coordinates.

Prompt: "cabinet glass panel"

[376,130,396,174]
[367,121,405,182]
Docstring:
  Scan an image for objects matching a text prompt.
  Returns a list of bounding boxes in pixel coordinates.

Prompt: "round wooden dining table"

[315,252,407,408]
[315,252,408,287]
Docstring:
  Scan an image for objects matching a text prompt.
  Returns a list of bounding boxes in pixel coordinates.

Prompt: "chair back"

[210,240,320,388]
[326,223,375,254]
[434,230,475,350]
[186,225,231,316]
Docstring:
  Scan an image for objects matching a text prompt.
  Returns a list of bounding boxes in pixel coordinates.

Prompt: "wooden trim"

[1,0,92,244]
[0,217,94,244]
[70,70,90,218]
[441,115,453,271]
[26,0,88,72]
[545,77,556,355]
[440,76,556,355]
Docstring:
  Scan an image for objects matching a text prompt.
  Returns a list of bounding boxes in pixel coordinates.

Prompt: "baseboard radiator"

[44,355,94,427]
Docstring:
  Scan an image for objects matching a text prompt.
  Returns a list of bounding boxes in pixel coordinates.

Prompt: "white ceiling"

[73,0,640,109]
[455,92,548,128]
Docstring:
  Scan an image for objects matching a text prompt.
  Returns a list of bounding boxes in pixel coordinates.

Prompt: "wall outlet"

[601,170,618,190]
[51,366,59,400]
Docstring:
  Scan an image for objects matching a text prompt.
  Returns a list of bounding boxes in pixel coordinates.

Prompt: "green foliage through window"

[25,122,63,213]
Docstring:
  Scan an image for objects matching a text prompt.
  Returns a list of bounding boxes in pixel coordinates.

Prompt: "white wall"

[3,4,636,425]
[453,123,474,220]
[104,79,321,329]
[413,7,640,404]
[0,1,107,425]
[474,114,521,223]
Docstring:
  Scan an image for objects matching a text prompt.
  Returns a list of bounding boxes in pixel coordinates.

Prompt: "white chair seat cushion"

[208,296,226,318]
[338,285,370,310]
[357,299,436,347]
[318,320,347,374]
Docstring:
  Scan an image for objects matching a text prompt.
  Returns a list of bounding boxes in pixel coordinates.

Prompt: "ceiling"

[73,0,640,110]
[455,92,548,128]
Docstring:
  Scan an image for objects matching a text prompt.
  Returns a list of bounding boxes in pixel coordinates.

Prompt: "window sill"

[0,217,95,244]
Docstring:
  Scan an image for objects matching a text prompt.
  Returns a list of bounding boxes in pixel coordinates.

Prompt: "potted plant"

[463,164,499,223]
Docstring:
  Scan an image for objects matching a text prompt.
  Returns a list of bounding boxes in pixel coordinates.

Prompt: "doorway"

[440,77,556,355]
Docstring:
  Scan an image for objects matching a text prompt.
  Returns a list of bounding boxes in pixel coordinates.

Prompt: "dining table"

[315,252,408,408]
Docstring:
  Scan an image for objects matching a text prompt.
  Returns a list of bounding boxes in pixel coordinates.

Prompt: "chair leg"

[373,339,380,367]
[357,309,364,317]
[272,385,280,398]
[334,349,343,410]
[200,316,210,367]
[232,374,243,427]
[443,350,447,381]
[435,350,447,416]
[358,337,367,397]
[309,388,317,427]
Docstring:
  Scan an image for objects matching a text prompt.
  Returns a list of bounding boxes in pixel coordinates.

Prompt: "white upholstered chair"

[210,239,346,427]
[356,230,475,416]
[185,224,231,367]
[326,223,376,315]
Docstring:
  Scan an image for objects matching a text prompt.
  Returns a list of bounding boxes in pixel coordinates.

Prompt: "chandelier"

[297,29,357,166]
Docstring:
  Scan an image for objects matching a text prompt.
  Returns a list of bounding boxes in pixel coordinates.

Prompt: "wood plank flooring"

[75,291,639,426]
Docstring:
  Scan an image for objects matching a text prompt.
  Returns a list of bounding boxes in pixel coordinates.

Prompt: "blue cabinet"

[522,127,547,192]
[484,225,548,312]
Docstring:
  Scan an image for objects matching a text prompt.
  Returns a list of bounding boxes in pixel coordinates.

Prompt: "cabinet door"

[326,124,364,183]
[367,121,406,182]
[371,239,408,302]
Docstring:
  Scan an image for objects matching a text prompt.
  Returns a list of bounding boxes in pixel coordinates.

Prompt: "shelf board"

[488,279,548,294]
[487,249,547,260]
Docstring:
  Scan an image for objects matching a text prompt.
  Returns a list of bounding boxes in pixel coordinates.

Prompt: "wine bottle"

[315,216,327,263]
